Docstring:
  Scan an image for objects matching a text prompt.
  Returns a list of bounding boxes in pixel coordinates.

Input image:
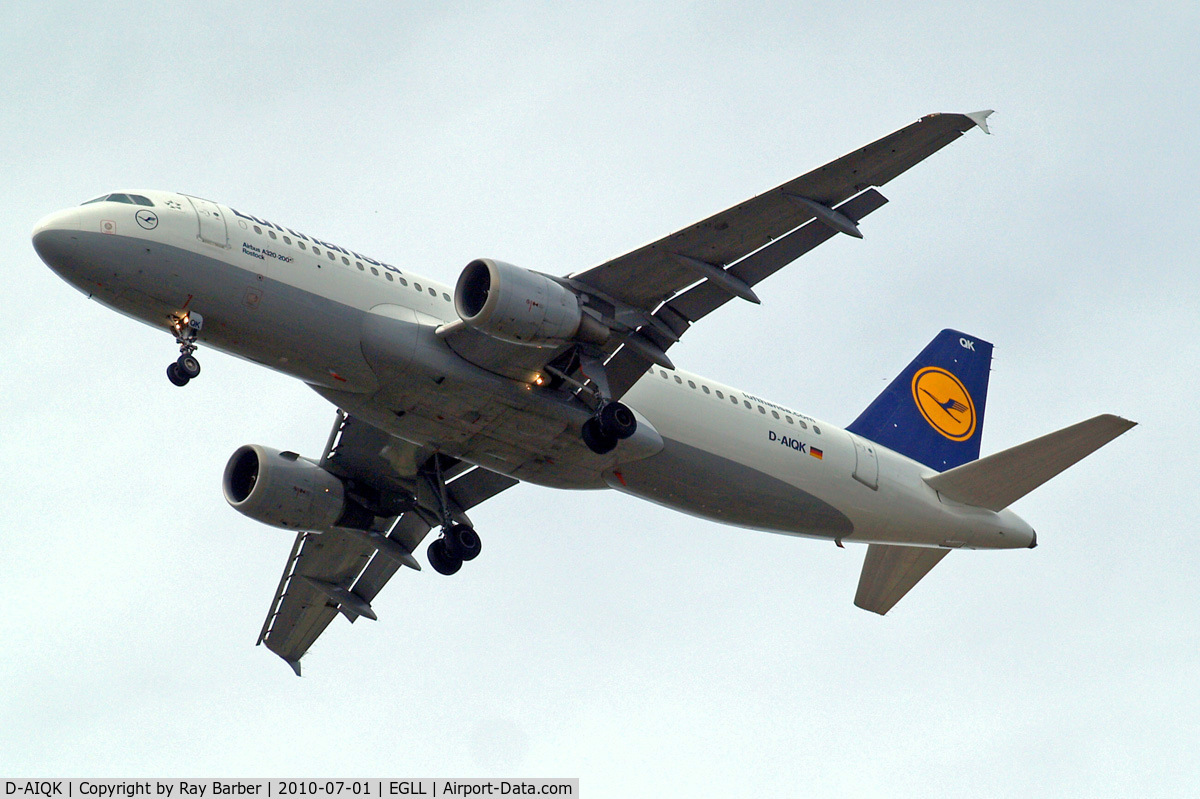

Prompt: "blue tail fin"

[846,329,992,471]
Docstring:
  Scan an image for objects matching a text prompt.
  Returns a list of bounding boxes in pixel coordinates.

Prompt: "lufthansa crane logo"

[911,366,976,441]
[135,209,159,230]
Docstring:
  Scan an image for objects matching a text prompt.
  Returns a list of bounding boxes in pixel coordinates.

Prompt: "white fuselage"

[32,191,1036,551]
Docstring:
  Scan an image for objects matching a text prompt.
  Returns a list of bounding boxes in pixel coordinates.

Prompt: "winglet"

[284,658,302,677]
[964,110,994,134]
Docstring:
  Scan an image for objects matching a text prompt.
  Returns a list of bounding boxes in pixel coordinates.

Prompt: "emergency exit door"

[185,195,229,248]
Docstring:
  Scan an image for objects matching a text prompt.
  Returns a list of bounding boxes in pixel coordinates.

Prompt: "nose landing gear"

[166,312,203,387]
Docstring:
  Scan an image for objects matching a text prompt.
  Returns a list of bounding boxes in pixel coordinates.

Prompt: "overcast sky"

[2,1,1197,795]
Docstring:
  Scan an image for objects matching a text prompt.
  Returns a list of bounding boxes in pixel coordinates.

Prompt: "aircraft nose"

[32,207,81,273]
[32,207,80,239]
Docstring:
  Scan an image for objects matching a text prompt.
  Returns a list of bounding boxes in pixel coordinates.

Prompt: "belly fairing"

[609,437,853,537]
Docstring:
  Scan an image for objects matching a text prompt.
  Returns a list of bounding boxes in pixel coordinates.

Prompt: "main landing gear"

[166,312,203,387]
[423,456,483,576]
[581,400,637,455]
[544,352,639,455]
[427,523,482,576]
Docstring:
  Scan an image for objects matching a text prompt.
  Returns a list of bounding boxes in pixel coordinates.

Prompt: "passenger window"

[660,370,668,379]
[814,426,822,435]
[357,263,365,271]
[415,283,422,292]
[731,396,738,404]
[386,273,393,281]
[771,410,779,419]
[443,293,451,302]
[702,386,710,394]
[799,421,808,429]
[342,256,349,265]
[283,236,292,245]
[688,380,696,389]
[674,376,682,384]
[371,267,379,276]
[253,225,262,234]
[758,406,766,414]
[716,390,724,399]
[298,242,306,250]
[744,401,751,409]
[327,251,336,261]
[429,287,436,296]
[268,230,277,239]
[313,247,321,255]
[399,278,408,286]
[785,416,794,424]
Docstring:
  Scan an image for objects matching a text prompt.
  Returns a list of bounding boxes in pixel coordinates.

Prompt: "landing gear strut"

[544,350,639,455]
[166,312,204,387]
[423,456,483,576]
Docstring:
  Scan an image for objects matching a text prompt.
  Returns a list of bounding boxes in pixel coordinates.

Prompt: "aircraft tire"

[427,538,463,576]
[445,523,481,562]
[582,417,617,454]
[598,401,637,440]
[177,353,201,378]
[167,362,190,387]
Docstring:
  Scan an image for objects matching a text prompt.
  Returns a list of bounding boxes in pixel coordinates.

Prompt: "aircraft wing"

[568,111,993,397]
[256,411,518,675]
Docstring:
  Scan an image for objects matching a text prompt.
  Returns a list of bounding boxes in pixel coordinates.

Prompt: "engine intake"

[223,445,369,532]
[455,258,608,346]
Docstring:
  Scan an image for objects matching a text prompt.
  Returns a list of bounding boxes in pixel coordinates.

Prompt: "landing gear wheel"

[598,401,637,440]
[444,523,482,562]
[582,417,617,455]
[176,353,201,379]
[166,362,190,387]
[427,538,463,575]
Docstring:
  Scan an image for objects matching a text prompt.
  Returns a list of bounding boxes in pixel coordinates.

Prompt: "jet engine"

[454,258,609,346]
[223,445,370,532]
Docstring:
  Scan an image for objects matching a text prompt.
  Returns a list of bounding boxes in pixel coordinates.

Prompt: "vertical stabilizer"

[847,330,992,471]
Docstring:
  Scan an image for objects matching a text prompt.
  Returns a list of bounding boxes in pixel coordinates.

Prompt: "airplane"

[31,111,1135,675]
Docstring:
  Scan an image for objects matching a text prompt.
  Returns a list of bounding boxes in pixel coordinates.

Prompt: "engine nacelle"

[223,444,361,532]
[454,258,608,346]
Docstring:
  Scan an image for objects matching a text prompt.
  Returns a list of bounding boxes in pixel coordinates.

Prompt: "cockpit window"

[79,193,155,207]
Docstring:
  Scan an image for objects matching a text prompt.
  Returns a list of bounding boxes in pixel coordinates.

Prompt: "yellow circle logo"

[911,367,976,441]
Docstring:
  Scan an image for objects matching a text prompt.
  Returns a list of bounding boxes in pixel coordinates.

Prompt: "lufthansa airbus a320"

[32,111,1134,674]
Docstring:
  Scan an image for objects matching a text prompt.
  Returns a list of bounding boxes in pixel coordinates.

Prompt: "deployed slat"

[433,115,986,400]
[602,189,890,399]
[571,113,988,310]
[667,189,888,328]
[261,529,379,670]
[258,413,520,674]
[854,544,950,615]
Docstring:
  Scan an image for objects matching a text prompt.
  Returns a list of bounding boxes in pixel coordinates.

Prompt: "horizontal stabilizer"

[924,414,1136,511]
[855,544,950,615]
